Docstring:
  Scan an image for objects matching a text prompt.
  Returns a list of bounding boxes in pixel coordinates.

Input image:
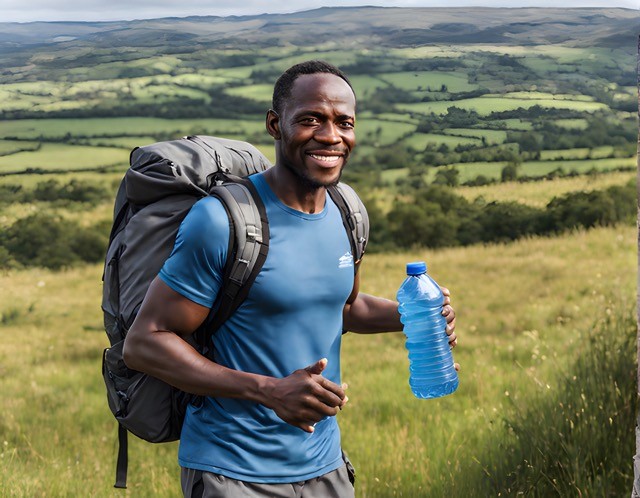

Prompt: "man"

[123,60,457,498]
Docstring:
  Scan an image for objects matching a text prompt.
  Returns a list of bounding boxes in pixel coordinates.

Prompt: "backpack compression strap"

[327,183,369,267]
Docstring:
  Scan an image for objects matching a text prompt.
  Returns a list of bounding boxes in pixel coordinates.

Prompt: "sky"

[1,0,637,23]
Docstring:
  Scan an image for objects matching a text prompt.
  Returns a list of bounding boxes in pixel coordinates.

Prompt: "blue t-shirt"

[159,172,355,483]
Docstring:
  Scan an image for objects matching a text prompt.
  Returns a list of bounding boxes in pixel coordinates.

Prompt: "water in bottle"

[397,261,458,399]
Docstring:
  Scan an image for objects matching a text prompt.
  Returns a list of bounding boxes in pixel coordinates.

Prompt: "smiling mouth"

[307,153,343,164]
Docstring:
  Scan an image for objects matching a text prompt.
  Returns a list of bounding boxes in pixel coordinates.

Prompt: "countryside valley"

[0,7,637,497]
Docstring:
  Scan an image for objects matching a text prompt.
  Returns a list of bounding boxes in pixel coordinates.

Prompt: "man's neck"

[263,166,326,214]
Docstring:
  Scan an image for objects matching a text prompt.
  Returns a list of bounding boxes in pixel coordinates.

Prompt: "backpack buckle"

[229,258,250,285]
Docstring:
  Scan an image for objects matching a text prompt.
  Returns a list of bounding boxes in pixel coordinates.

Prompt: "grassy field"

[377,71,479,93]
[0,118,265,140]
[0,224,634,497]
[0,144,127,174]
[397,97,608,116]
[380,157,635,186]
[402,133,480,149]
[455,170,636,207]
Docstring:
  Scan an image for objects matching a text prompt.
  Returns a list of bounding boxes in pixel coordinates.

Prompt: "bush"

[381,179,635,250]
[32,179,111,204]
[388,200,459,248]
[493,309,636,496]
[546,190,617,232]
[475,201,542,242]
[2,213,107,269]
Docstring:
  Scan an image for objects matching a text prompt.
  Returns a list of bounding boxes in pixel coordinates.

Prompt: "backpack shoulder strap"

[205,177,269,335]
[327,183,369,268]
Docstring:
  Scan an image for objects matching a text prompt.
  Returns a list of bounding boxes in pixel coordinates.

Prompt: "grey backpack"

[101,135,369,489]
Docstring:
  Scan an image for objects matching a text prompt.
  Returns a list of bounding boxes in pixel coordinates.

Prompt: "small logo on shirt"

[338,252,354,269]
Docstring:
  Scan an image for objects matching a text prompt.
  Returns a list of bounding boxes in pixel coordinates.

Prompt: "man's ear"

[266,109,281,140]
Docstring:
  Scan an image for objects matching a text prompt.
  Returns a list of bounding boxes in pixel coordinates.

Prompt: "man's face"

[267,73,356,189]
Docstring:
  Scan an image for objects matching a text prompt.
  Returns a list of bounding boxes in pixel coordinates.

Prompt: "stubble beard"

[282,158,345,191]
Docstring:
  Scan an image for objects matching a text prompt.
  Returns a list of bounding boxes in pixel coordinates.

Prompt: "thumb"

[305,358,328,376]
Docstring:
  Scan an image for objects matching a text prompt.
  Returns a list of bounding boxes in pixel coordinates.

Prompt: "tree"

[433,167,460,187]
[501,162,520,182]
[3,214,107,269]
[476,202,541,242]
[387,201,457,248]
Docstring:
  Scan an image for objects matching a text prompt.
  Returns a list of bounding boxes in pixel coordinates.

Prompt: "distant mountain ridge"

[0,6,637,50]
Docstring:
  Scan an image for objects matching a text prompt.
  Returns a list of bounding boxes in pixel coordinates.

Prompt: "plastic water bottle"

[396,261,458,399]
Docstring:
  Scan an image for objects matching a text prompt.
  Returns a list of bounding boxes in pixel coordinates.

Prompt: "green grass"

[402,132,480,150]
[225,84,273,103]
[0,143,128,173]
[381,156,635,186]
[349,75,390,98]
[539,146,616,161]
[442,128,508,144]
[499,91,596,102]
[0,170,124,189]
[79,136,159,149]
[356,118,416,146]
[436,157,635,183]
[0,74,218,113]
[378,71,478,93]
[374,113,421,125]
[397,96,608,116]
[0,224,635,497]
[0,140,41,155]
[485,119,533,131]
[0,118,266,140]
[455,171,636,208]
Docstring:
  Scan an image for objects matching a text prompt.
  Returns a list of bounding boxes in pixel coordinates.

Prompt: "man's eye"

[341,122,355,129]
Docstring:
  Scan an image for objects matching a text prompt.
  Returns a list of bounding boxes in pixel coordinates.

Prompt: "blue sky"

[1,0,637,23]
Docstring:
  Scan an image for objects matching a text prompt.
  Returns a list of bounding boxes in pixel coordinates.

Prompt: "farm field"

[380,156,635,186]
[0,117,266,140]
[396,96,608,116]
[455,170,636,208]
[0,143,126,173]
[0,224,635,497]
[0,32,635,183]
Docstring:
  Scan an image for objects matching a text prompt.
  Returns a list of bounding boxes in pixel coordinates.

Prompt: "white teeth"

[309,154,340,163]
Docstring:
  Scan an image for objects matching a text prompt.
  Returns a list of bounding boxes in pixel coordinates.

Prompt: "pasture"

[380,157,635,186]
[0,225,634,497]
[396,96,608,117]
[455,171,636,208]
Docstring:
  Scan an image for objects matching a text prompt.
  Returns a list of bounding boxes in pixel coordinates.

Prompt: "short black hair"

[271,60,355,114]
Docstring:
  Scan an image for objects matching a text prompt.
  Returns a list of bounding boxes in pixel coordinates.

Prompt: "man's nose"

[315,122,341,144]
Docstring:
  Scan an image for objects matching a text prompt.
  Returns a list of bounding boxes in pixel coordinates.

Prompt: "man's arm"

[343,272,457,348]
[123,277,347,433]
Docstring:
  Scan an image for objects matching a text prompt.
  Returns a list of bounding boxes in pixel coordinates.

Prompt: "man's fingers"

[315,376,346,406]
[304,357,328,376]
[300,423,315,434]
[440,286,451,306]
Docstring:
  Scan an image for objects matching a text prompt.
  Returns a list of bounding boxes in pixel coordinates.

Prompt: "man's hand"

[440,286,460,371]
[263,358,347,433]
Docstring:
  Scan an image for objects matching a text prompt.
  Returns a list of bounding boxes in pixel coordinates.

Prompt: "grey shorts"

[181,453,356,498]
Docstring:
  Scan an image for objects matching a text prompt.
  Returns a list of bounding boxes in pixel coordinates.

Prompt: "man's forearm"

[123,327,272,402]
[123,325,347,432]
[342,292,402,333]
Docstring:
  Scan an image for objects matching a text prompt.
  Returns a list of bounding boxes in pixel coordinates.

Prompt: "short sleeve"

[158,196,230,308]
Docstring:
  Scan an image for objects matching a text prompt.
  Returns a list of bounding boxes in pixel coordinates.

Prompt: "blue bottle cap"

[406,261,427,275]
